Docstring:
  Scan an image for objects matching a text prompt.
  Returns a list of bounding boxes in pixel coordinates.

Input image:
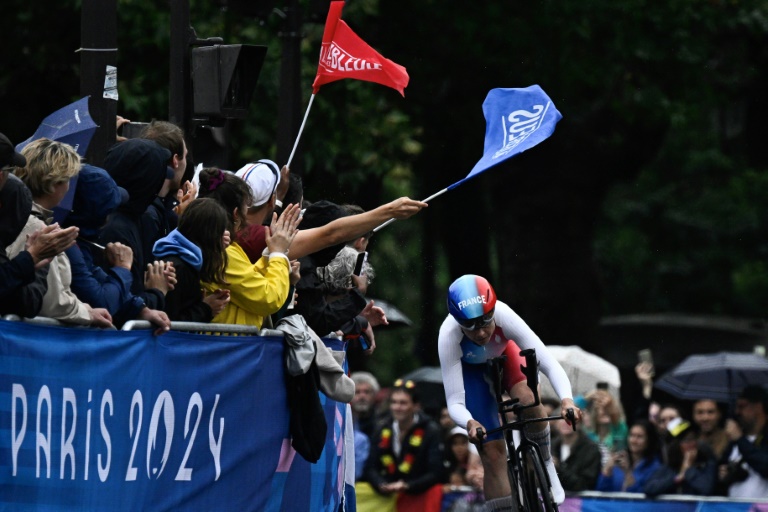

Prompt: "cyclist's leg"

[478,440,514,504]
[461,362,514,506]
[503,344,564,505]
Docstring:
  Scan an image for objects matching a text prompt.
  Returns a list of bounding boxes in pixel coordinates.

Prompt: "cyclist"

[438,274,582,510]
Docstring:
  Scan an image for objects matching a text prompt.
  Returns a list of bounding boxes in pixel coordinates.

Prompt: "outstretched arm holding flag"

[287,0,410,167]
[374,85,563,232]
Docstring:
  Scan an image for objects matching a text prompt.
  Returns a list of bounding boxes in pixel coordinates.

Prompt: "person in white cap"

[235,159,287,262]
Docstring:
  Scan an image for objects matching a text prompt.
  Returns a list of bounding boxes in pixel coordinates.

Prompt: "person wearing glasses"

[438,274,582,509]
[362,379,445,512]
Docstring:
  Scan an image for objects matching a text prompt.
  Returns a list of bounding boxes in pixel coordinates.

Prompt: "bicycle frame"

[480,348,570,512]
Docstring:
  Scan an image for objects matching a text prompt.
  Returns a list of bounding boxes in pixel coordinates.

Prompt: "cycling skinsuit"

[438,300,573,441]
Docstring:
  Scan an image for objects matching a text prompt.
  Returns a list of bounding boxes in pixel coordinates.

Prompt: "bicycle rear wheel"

[520,445,558,512]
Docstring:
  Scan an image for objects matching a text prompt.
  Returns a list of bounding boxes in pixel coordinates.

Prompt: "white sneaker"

[545,458,565,505]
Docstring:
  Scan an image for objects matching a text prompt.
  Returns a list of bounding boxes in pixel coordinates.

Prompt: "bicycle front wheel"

[520,445,558,512]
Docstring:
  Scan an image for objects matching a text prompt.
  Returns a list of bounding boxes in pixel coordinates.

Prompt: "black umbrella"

[655,351,768,403]
[399,366,444,417]
[369,298,413,328]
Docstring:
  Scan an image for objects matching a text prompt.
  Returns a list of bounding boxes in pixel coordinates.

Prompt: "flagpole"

[372,187,449,233]
[286,94,316,168]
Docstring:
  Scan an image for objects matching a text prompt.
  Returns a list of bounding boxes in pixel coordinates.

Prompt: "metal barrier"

[1,314,116,329]
[1,315,280,336]
[121,319,279,336]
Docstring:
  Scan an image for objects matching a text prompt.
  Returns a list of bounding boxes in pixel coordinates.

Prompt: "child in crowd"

[152,198,231,322]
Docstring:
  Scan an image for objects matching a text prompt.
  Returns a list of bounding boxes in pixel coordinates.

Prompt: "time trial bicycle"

[477,348,576,512]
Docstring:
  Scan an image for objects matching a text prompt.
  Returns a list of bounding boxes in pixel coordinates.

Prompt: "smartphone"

[353,251,368,276]
[596,382,609,390]
[638,348,655,376]
[120,121,149,140]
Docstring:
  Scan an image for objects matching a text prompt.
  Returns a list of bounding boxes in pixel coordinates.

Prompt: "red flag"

[312,1,409,96]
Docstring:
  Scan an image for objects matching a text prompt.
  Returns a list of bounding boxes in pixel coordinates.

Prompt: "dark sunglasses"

[457,309,495,331]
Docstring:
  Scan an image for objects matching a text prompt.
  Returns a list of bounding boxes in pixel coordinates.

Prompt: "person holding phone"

[597,420,662,492]
[585,385,629,467]
[438,274,582,508]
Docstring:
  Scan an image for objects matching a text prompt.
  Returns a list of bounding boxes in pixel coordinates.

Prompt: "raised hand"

[174,180,198,216]
[163,261,177,291]
[145,261,172,295]
[203,289,231,317]
[289,260,301,285]
[105,242,133,270]
[387,197,428,219]
[276,165,290,202]
[361,300,388,327]
[26,224,79,268]
[362,322,376,355]
[265,203,302,255]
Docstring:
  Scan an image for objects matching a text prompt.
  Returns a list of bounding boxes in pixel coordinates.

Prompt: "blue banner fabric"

[269,336,349,512]
[449,85,562,190]
[0,320,290,511]
[564,496,758,512]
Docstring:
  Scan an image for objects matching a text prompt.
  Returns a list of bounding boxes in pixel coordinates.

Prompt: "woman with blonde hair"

[8,138,112,327]
[585,388,629,466]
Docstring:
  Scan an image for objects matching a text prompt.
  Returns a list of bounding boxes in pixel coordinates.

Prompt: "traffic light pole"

[80,0,118,167]
[169,0,195,141]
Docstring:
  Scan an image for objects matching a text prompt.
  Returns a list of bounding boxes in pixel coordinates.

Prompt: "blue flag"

[448,85,562,190]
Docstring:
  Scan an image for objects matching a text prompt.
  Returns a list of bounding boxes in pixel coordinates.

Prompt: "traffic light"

[190,44,267,119]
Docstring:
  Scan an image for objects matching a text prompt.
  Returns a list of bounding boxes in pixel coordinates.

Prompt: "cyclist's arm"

[494,301,574,401]
[438,316,474,429]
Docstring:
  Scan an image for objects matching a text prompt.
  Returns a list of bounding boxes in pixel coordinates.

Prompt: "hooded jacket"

[0,174,48,316]
[64,165,144,323]
[99,140,172,312]
[152,229,212,322]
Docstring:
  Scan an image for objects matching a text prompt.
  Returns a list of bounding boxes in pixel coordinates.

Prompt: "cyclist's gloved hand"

[467,419,486,444]
[560,398,582,426]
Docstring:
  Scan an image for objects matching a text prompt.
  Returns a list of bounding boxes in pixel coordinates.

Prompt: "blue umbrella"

[16,96,99,223]
[655,351,768,403]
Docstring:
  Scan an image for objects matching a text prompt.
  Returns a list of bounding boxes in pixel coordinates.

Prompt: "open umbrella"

[369,298,413,328]
[539,345,621,400]
[399,366,444,417]
[655,351,768,403]
[16,96,98,156]
[16,96,99,223]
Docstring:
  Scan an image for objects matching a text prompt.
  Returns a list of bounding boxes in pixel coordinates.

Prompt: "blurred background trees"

[2,0,767,384]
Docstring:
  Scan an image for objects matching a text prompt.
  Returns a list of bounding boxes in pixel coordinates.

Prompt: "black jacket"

[99,139,172,318]
[0,174,48,317]
[364,414,445,495]
[161,255,213,323]
[553,431,603,492]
